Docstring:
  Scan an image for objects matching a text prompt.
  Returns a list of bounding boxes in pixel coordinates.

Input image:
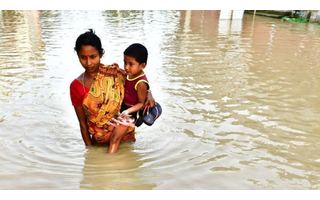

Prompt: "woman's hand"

[145,90,156,107]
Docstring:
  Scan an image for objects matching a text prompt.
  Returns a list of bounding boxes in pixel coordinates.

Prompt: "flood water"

[0,10,320,190]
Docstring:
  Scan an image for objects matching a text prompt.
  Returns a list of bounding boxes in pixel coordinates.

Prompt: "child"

[109,43,150,151]
[121,43,150,120]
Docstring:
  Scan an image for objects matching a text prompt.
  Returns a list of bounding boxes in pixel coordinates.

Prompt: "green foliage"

[281,16,308,23]
[281,16,289,21]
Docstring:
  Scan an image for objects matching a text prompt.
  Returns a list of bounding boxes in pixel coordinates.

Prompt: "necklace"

[82,72,87,94]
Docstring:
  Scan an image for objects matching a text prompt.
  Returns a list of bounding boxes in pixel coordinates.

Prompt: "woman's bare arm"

[145,90,156,107]
[74,106,92,146]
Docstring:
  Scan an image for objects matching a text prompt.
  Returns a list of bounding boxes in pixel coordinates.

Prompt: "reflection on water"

[80,144,156,190]
[0,10,320,190]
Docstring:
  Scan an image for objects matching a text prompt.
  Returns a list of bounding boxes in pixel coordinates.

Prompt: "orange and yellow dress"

[70,64,136,143]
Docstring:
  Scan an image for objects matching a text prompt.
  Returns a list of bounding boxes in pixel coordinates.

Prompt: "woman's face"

[77,45,102,73]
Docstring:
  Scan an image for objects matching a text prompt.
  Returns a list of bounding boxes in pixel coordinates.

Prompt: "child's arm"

[123,82,148,115]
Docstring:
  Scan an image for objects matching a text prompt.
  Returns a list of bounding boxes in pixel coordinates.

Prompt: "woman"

[70,29,155,153]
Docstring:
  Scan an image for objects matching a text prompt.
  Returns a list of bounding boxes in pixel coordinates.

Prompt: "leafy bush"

[281,16,308,23]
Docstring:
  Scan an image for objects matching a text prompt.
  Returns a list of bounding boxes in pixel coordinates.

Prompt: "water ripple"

[1,10,320,189]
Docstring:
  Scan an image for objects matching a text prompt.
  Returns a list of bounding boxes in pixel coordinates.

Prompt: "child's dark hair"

[124,43,148,65]
[74,29,104,55]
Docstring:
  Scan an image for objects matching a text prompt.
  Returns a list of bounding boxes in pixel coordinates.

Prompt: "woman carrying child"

[70,29,155,153]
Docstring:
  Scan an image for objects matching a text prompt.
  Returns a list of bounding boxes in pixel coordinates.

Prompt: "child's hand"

[120,110,129,117]
[109,110,134,128]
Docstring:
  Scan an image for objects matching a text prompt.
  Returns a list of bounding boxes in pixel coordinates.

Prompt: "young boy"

[108,43,150,153]
[121,43,150,120]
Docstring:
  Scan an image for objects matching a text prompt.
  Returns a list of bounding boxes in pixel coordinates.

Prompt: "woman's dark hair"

[124,43,148,65]
[74,29,104,55]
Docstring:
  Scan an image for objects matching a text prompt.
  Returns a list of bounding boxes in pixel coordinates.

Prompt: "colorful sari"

[82,64,136,143]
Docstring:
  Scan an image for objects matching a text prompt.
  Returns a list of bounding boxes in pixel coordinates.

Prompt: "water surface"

[0,10,320,189]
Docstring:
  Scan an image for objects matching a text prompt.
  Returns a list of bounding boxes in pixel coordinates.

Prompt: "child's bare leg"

[108,126,128,154]
[107,125,115,132]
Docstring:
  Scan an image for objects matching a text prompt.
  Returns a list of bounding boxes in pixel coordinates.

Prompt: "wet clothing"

[70,64,136,144]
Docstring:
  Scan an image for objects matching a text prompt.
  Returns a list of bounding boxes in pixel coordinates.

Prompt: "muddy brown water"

[0,10,319,189]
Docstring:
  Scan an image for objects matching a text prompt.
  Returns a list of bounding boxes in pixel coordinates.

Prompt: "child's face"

[77,45,102,73]
[123,55,145,77]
